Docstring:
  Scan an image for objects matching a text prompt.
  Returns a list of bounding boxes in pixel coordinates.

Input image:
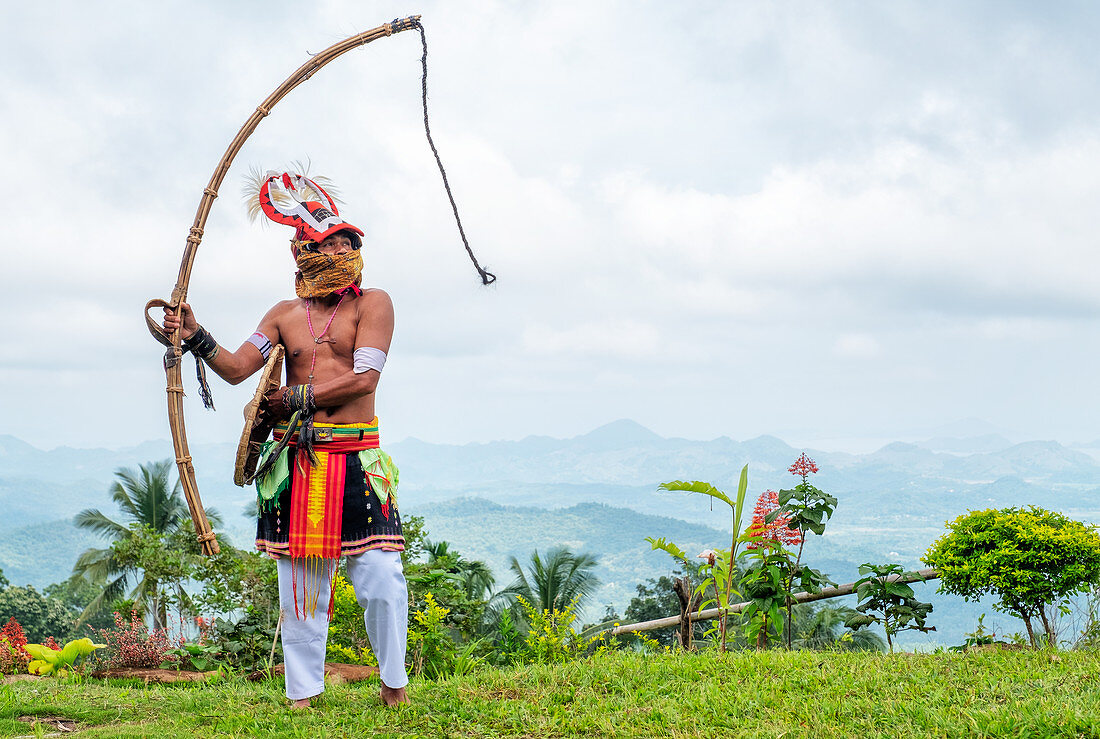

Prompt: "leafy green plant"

[491,608,523,665]
[650,464,750,652]
[26,637,106,677]
[326,573,374,665]
[738,538,789,648]
[737,536,831,649]
[844,563,934,652]
[408,592,458,679]
[924,506,1100,647]
[515,596,585,664]
[948,614,997,653]
[767,453,838,647]
[211,612,280,672]
[161,642,224,672]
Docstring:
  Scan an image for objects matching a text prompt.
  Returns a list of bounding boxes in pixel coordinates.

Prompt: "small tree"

[844,563,935,652]
[924,506,1100,647]
[0,586,75,643]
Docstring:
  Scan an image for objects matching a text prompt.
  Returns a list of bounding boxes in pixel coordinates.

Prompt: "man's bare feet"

[291,697,311,709]
[380,683,408,706]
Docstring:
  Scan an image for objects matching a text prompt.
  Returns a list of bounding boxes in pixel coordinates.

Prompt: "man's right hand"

[162,302,199,340]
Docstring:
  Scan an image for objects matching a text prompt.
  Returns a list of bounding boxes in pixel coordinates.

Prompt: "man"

[163,171,408,707]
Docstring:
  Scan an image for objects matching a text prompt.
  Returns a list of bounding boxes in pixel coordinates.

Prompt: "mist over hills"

[1,419,1097,645]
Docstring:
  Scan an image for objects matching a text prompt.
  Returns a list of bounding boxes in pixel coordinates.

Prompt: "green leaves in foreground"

[656,467,751,652]
[845,563,934,652]
[25,637,106,677]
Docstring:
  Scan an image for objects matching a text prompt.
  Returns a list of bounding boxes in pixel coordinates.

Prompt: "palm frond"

[73,509,129,540]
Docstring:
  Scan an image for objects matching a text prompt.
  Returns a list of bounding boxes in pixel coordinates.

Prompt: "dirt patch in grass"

[17,714,79,733]
[91,667,217,683]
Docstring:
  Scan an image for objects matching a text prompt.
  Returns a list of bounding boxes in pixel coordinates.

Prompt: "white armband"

[247,331,273,360]
[354,347,387,374]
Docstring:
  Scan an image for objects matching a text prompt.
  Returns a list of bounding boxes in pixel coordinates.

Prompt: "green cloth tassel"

[255,441,290,513]
[357,449,399,504]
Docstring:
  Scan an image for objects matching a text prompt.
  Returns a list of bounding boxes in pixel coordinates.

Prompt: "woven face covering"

[294,249,363,298]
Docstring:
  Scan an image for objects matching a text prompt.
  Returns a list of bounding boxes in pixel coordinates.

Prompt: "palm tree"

[456,560,496,603]
[422,540,496,602]
[496,546,600,628]
[71,460,222,629]
[792,603,885,651]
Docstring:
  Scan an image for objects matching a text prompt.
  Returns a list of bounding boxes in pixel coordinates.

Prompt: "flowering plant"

[744,490,803,549]
[516,595,585,664]
[0,618,30,675]
[770,453,837,647]
[93,611,174,668]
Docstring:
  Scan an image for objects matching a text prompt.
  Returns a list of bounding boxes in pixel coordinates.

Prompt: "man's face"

[317,232,354,255]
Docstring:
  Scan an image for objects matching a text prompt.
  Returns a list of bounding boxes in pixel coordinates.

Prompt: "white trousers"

[277,549,409,700]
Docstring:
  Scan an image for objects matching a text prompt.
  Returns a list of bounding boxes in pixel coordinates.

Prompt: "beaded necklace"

[305,293,346,383]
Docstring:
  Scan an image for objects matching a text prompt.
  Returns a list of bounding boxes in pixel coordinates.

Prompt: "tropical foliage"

[496,546,601,630]
[650,464,750,651]
[70,460,222,628]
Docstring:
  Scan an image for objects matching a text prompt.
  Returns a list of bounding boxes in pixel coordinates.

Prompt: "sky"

[1,1,1098,452]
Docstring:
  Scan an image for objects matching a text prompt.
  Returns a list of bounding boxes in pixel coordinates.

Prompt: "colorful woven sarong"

[253,418,402,617]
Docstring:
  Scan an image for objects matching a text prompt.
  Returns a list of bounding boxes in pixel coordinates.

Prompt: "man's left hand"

[262,386,291,421]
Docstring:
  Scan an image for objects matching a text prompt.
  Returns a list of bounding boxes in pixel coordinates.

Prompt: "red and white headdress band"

[258,172,364,244]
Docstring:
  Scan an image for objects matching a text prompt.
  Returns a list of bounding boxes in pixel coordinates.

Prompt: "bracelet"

[182,325,220,362]
[282,384,316,414]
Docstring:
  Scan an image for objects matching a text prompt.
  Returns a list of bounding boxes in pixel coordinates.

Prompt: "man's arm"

[310,290,394,407]
[162,302,280,386]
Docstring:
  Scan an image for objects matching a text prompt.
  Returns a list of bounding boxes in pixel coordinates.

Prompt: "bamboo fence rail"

[609,567,939,636]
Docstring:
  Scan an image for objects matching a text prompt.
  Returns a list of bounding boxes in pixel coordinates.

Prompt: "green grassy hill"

[4,650,1098,737]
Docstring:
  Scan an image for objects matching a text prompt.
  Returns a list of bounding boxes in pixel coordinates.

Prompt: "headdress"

[245,169,364,249]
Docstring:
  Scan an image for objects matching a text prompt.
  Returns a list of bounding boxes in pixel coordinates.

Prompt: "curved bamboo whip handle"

[148,16,423,556]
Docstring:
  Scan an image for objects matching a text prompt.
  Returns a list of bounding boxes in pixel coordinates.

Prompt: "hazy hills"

[1,420,1098,645]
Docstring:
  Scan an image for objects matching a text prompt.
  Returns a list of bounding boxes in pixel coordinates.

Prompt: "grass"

[2,649,1099,737]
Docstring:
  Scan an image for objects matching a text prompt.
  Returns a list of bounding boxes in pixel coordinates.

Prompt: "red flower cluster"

[94,611,174,669]
[788,452,820,482]
[194,616,213,645]
[744,490,803,549]
[0,617,30,674]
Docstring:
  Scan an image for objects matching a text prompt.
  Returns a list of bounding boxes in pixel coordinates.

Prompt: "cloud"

[4,1,1100,449]
[833,334,881,359]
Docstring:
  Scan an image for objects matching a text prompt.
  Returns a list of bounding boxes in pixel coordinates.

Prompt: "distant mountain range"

[1,420,1097,646]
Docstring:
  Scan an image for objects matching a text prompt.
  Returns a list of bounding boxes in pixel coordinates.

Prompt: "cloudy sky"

[2,1,1098,452]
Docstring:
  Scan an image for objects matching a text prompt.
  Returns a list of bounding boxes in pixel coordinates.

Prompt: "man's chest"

[278,304,359,362]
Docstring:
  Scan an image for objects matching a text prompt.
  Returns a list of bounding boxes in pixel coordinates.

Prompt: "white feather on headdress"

[242,160,343,224]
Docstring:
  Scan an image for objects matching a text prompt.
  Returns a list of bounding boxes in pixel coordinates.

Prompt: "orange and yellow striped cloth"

[273,420,380,561]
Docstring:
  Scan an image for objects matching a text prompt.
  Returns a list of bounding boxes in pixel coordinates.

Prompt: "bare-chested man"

[163,175,409,708]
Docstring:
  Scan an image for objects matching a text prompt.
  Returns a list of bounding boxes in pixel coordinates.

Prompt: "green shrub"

[407,592,458,678]
[326,573,376,666]
[925,506,1100,647]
